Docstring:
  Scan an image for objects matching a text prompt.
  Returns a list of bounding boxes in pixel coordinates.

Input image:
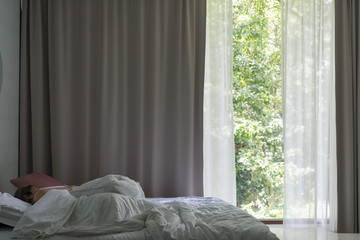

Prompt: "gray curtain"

[335,0,360,233]
[20,0,206,197]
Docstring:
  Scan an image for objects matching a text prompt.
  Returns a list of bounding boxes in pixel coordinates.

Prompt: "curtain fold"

[335,0,360,233]
[20,0,206,197]
[203,0,236,205]
[282,0,337,232]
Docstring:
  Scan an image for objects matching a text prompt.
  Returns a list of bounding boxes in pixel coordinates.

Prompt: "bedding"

[0,192,31,227]
[12,175,279,240]
[0,207,24,227]
[70,175,145,199]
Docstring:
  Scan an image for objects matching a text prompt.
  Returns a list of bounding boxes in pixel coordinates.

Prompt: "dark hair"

[14,185,33,204]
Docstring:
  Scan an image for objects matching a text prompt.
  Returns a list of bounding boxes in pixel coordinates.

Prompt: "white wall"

[0,0,20,194]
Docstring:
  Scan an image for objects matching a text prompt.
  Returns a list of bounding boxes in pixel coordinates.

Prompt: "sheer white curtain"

[203,0,236,205]
[282,0,337,232]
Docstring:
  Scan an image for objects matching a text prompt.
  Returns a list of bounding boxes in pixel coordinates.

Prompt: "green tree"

[233,0,283,219]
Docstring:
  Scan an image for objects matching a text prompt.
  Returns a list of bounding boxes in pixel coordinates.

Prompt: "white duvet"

[12,175,279,240]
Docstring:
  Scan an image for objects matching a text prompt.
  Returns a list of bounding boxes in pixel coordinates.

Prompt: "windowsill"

[260,219,283,225]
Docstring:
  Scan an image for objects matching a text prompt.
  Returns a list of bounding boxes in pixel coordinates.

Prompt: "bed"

[1,175,279,240]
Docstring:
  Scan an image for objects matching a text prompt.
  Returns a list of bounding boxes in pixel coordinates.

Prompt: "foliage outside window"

[233,0,283,219]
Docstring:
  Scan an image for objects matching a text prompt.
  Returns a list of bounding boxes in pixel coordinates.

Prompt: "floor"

[0,224,12,239]
[269,225,360,240]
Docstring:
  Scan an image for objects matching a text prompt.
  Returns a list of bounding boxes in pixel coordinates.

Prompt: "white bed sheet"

[14,195,278,239]
[0,192,31,227]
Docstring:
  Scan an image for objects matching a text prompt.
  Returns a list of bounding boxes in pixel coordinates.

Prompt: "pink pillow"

[10,173,65,189]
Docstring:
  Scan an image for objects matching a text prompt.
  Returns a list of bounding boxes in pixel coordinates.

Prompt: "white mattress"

[0,225,145,240]
[0,207,23,227]
[43,229,147,240]
[0,224,13,240]
[0,224,284,240]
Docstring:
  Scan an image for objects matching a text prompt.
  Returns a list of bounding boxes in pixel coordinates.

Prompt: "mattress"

[0,207,23,227]
[0,224,285,240]
[0,224,145,240]
[0,224,13,239]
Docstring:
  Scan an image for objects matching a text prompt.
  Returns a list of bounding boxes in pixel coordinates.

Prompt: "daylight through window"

[233,0,283,219]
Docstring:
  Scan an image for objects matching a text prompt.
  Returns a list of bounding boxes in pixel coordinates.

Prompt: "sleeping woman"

[12,175,150,239]
[14,175,145,204]
[14,185,78,204]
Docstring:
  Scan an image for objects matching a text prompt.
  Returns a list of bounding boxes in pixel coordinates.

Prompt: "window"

[233,0,283,220]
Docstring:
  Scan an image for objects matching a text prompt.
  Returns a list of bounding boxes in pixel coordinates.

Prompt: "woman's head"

[14,185,36,204]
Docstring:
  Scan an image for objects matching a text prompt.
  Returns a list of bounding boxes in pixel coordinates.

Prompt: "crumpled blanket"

[70,175,145,199]
[12,175,279,240]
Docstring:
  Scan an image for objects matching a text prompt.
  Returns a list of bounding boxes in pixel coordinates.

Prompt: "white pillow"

[0,192,31,227]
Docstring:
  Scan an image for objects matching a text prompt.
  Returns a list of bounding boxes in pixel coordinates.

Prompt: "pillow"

[10,173,65,189]
[0,192,31,227]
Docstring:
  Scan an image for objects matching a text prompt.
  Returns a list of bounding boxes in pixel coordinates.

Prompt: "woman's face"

[23,186,37,203]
